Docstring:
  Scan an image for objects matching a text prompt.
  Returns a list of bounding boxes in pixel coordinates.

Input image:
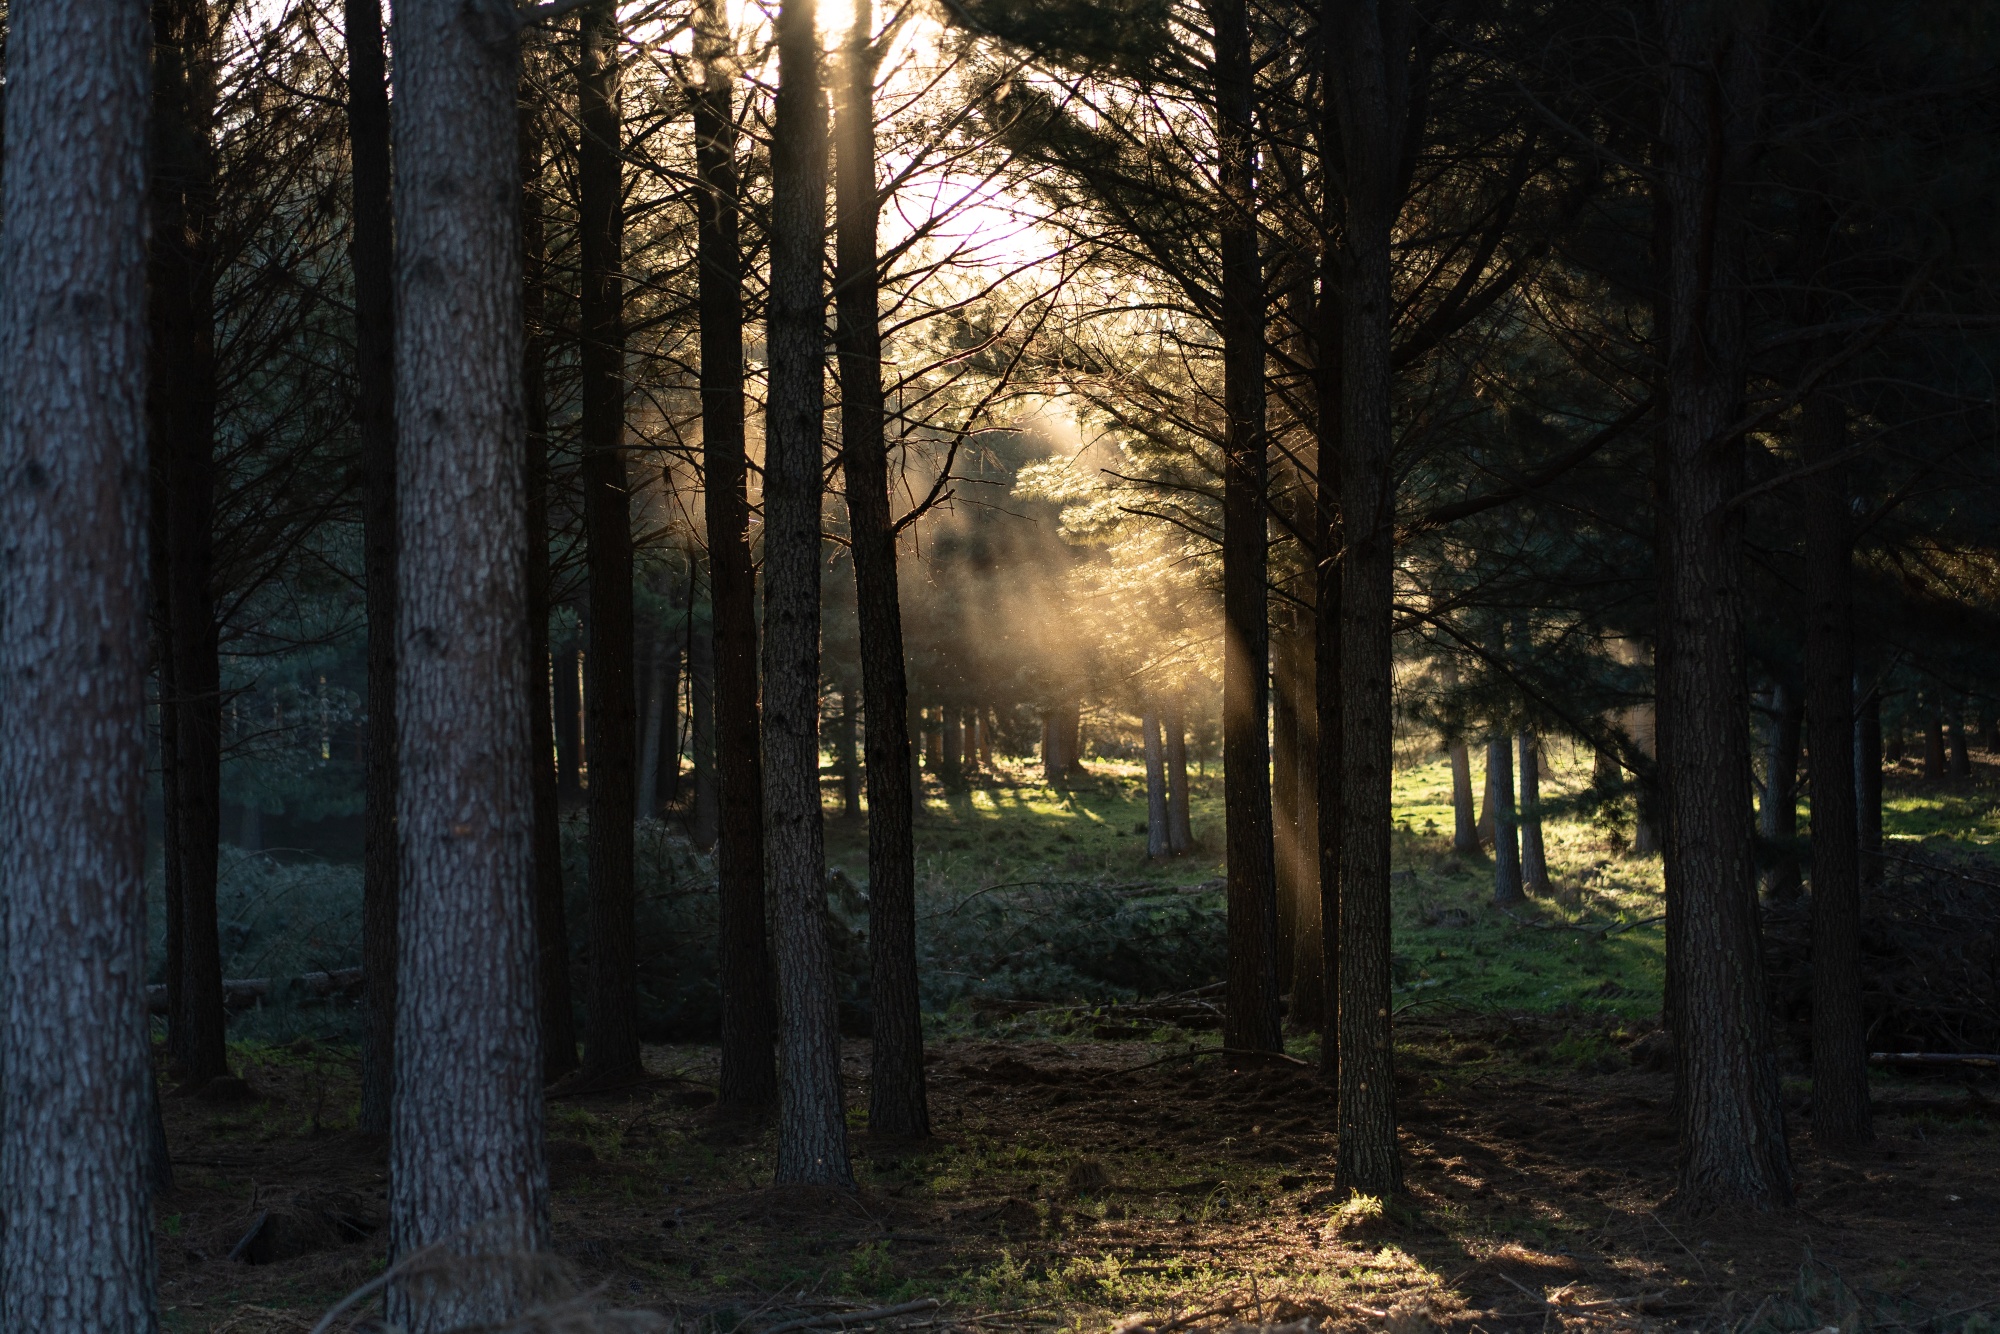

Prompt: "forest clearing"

[151,750,1999,1331]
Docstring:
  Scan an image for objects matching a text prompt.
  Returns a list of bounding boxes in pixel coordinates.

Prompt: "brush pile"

[1764,843,2000,1060]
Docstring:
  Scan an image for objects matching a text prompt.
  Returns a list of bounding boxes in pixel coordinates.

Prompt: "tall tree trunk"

[1948,709,1970,778]
[1855,672,1882,885]
[347,0,400,1134]
[691,621,720,850]
[1655,2,1791,1210]
[1329,0,1416,1199]
[154,562,187,1066]
[1144,709,1169,858]
[1292,624,1325,1030]
[1271,615,1302,994]
[0,0,157,1316]
[523,92,578,1083]
[768,0,852,1186]
[1488,736,1523,905]
[1518,733,1549,894]
[1923,710,1946,779]
[1761,681,1803,900]
[1210,0,1281,1055]
[837,0,928,1141]
[1166,703,1194,853]
[1449,741,1477,855]
[638,635,667,819]
[1801,394,1869,1147]
[1477,752,1497,846]
[388,0,548,1320]
[835,687,861,823]
[1313,86,1344,1065]
[695,0,777,1107]
[152,0,229,1088]
[578,0,640,1083]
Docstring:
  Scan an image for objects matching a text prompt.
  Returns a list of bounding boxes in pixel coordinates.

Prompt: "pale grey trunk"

[1449,741,1477,854]
[1,0,157,1322]
[1518,733,1548,894]
[765,0,852,1189]
[387,0,548,1322]
[1144,709,1169,858]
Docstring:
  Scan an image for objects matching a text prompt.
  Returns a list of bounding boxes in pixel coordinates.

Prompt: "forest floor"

[153,748,2000,1332]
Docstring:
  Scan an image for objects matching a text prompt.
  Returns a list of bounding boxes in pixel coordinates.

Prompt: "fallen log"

[146,967,364,1015]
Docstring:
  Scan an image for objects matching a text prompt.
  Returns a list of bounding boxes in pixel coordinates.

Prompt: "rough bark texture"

[523,91,578,1083]
[151,0,229,1086]
[577,0,641,1084]
[387,0,549,1322]
[1518,733,1549,894]
[1314,123,1344,1065]
[767,0,853,1187]
[1761,681,1804,901]
[1801,394,1869,1148]
[695,0,777,1108]
[1449,741,1477,855]
[1166,705,1195,854]
[837,0,927,1140]
[1330,0,1414,1200]
[1488,736,1523,905]
[0,0,157,1320]
[1144,710,1170,859]
[346,0,399,1135]
[1210,0,1282,1056]
[1655,2,1791,1211]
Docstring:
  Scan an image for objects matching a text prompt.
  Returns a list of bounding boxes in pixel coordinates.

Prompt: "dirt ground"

[152,1017,1999,1333]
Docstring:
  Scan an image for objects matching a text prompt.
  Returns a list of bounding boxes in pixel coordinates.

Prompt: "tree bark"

[1488,736,1523,905]
[768,0,853,1186]
[1329,0,1417,1199]
[1449,741,1477,855]
[1948,710,1970,778]
[834,687,862,822]
[695,0,777,1108]
[1166,703,1194,853]
[1518,733,1548,895]
[1210,0,1282,1056]
[1801,393,1869,1148]
[690,621,720,850]
[1654,1,1791,1210]
[554,627,584,805]
[1923,712,1946,779]
[577,0,640,1083]
[522,93,578,1083]
[346,0,400,1135]
[387,0,550,1319]
[1272,614,1302,994]
[638,634,668,819]
[0,0,157,1317]
[151,0,229,1087]
[1760,681,1803,901]
[1855,673,1882,884]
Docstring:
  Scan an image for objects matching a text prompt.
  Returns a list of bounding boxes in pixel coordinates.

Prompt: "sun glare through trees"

[1,0,1999,1329]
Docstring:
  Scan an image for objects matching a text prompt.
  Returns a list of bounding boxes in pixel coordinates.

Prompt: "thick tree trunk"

[836,0,926,1140]
[1272,616,1302,994]
[1855,674,1882,885]
[690,621,720,850]
[387,0,548,1320]
[152,0,229,1088]
[1144,709,1169,858]
[1310,164,1342,1054]
[1655,2,1791,1210]
[1923,712,1946,779]
[1329,0,1414,1198]
[523,98,578,1083]
[0,0,157,1317]
[1760,681,1803,900]
[768,0,853,1186]
[1166,704,1195,853]
[578,0,641,1083]
[1210,0,1282,1056]
[347,0,400,1134]
[1948,711,1970,778]
[1801,395,1869,1147]
[695,0,777,1107]
[1488,736,1523,905]
[1449,741,1477,855]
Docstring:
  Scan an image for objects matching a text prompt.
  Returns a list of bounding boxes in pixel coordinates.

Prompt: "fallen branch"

[1870,1052,2000,1069]
[761,1299,940,1334]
